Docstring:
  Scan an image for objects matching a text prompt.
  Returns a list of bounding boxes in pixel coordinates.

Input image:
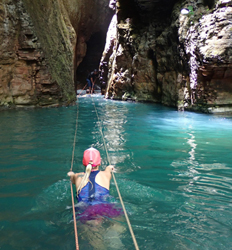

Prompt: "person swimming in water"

[68,147,125,250]
[67,147,122,223]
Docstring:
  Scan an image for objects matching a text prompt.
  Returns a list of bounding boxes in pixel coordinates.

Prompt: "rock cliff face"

[1,0,231,113]
[101,0,232,113]
[179,0,232,113]
[0,0,112,107]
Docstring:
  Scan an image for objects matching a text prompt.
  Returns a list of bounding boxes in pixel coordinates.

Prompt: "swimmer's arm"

[67,171,84,184]
[104,165,115,178]
[90,76,95,84]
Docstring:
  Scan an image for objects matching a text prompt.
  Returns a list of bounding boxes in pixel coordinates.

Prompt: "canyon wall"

[0,0,112,107]
[1,0,231,113]
[101,0,232,113]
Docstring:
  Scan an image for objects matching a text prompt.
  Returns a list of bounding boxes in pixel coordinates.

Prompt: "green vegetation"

[187,5,194,16]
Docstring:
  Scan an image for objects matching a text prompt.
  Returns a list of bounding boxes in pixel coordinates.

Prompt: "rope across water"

[70,101,79,250]
[69,95,140,250]
[91,95,140,250]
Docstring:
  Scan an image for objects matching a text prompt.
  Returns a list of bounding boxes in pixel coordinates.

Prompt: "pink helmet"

[82,147,101,167]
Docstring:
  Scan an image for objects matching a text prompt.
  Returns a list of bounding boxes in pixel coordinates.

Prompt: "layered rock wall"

[179,0,232,113]
[0,0,73,107]
[1,0,231,113]
[101,0,232,113]
[0,0,112,107]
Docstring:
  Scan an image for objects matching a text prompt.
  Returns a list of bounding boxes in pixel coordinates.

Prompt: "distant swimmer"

[67,147,122,223]
[86,69,99,94]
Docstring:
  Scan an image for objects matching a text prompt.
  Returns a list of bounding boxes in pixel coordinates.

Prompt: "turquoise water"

[1,95,232,250]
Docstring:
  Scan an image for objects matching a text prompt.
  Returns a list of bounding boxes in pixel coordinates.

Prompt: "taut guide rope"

[91,95,140,250]
[77,83,87,97]
[70,101,79,250]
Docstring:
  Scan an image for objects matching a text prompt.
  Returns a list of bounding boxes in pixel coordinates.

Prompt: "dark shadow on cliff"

[75,31,107,90]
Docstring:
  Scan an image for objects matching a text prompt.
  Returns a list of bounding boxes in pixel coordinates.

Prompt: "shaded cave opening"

[75,31,107,91]
[203,0,215,9]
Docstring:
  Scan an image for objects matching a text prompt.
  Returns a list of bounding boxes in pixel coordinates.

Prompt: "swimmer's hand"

[107,165,116,173]
[67,171,75,177]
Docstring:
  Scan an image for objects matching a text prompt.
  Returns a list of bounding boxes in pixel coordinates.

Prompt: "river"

[1,95,232,250]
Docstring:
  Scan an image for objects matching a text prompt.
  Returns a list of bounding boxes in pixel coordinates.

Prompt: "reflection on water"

[187,130,196,162]
[96,101,128,165]
[0,97,232,250]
